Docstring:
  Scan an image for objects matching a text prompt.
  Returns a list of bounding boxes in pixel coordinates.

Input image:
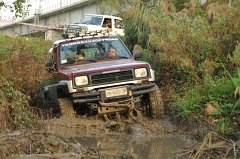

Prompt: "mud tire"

[148,85,164,118]
[58,98,75,118]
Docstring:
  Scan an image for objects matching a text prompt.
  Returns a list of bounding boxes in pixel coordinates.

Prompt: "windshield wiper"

[117,56,129,59]
[84,59,97,62]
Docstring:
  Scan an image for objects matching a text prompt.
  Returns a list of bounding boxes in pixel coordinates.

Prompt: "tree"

[0,0,29,17]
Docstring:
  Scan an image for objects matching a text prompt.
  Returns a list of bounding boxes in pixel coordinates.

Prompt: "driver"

[75,51,85,62]
[107,47,118,58]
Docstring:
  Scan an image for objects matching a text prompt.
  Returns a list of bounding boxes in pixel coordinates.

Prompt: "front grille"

[67,25,80,33]
[91,70,133,85]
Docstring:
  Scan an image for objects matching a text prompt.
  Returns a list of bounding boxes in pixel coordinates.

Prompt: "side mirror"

[132,50,142,59]
[45,60,56,73]
[62,32,68,39]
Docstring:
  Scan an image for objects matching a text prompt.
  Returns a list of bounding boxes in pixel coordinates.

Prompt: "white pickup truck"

[64,14,124,37]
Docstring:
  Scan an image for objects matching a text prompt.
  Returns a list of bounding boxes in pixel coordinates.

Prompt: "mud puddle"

[46,117,192,159]
[77,134,188,159]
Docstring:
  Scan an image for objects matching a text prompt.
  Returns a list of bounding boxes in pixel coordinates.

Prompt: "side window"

[114,19,123,29]
[102,18,112,28]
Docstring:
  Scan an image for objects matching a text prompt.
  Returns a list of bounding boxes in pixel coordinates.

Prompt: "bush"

[173,76,239,115]
[0,36,51,97]
[109,0,240,136]
[0,77,36,130]
[0,36,52,131]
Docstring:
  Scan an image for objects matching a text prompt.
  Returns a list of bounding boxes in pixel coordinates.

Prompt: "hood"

[59,59,150,76]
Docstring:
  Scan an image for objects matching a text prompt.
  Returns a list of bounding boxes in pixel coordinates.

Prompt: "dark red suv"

[44,34,164,119]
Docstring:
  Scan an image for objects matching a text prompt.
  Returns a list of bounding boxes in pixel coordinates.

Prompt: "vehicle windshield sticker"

[61,38,118,47]
[61,59,67,64]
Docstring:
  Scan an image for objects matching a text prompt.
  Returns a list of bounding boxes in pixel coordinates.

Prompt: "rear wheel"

[58,98,75,118]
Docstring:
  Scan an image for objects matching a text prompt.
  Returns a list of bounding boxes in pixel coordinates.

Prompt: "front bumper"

[71,83,156,104]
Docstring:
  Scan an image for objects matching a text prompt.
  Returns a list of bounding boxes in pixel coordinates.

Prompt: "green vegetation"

[102,0,240,136]
[0,36,51,130]
[0,36,51,97]
[0,77,34,129]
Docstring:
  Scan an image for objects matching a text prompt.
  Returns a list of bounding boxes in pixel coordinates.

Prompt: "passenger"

[115,19,122,29]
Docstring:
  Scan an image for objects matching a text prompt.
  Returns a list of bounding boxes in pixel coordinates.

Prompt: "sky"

[0,0,83,26]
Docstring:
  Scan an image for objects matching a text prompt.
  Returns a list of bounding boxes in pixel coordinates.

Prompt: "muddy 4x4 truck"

[44,33,164,120]
[64,14,124,38]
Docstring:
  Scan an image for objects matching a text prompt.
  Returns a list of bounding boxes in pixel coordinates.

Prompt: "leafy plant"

[0,35,52,131]
[217,118,234,136]
[0,77,36,129]
[0,0,31,17]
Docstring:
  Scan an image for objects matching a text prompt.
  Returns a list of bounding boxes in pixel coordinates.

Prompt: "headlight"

[75,76,88,86]
[135,68,148,78]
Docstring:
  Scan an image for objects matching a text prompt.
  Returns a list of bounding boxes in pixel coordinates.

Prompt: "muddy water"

[78,134,187,159]
[48,118,191,159]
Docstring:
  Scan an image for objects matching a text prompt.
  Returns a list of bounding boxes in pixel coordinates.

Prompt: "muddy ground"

[0,115,194,159]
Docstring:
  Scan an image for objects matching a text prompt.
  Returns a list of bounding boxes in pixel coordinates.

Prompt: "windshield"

[59,37,131,66]
[80,15,103,25]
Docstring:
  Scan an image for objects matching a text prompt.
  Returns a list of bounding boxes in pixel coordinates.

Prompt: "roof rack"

[62,25,110,39]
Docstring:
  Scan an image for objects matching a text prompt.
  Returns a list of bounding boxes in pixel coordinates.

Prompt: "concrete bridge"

[0,0,105,40]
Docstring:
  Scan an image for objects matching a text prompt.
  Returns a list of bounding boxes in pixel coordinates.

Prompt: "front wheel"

[142,85,164,118]
[149,85,164,118]
[58,98,75,118]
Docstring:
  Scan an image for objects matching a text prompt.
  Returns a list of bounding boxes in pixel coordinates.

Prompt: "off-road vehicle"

[44,32,163,119]
[64,14,124,38]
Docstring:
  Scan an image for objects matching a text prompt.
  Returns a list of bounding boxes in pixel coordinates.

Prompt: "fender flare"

[43,83,69,102]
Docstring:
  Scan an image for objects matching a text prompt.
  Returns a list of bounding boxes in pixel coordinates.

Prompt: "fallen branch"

[177,131,239,159]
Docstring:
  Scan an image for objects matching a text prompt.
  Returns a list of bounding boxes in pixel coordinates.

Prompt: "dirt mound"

[0,130,100,158]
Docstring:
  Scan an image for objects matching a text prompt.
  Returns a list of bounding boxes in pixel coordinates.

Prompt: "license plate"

[68,33,75,38]
[105,87,128,98]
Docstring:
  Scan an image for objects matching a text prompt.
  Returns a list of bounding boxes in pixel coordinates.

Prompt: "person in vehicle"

[103,19,112,32]
[75,51,85,62]
[114,19,123,29]
[107,47,118,58]
[106,20,112,29]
